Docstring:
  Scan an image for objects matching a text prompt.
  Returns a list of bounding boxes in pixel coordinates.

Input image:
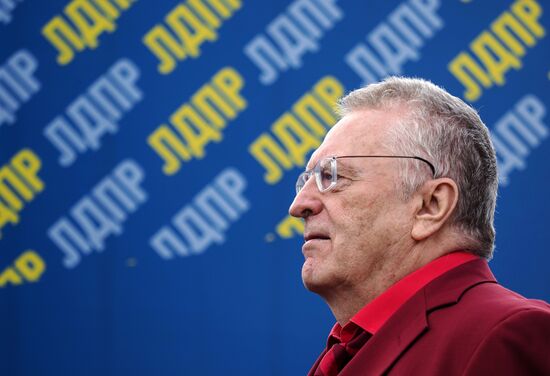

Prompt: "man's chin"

[302,268,330,294]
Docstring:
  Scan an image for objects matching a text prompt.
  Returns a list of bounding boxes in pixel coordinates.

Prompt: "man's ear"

[411,178,459,241]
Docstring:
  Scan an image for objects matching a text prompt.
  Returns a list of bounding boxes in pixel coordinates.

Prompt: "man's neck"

[324,275,402,326]
[323,244,445,326]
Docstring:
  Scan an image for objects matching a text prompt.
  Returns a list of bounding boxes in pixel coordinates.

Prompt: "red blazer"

[309,259,550,375]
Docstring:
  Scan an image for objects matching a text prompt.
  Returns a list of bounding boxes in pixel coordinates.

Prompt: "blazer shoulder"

[458,280,550,316]
[407,277,550,376]
[425,258,549,318]
[462,307,550,376]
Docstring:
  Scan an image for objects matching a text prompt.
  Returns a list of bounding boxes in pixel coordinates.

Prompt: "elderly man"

[289,77,550,376]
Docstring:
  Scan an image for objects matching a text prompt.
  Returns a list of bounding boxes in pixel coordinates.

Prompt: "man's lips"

[304,232,331,242]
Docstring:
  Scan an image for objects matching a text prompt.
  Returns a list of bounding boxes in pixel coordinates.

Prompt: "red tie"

[314,329,372,376]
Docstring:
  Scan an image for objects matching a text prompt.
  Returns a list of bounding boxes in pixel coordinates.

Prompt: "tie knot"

[314,329,372,376]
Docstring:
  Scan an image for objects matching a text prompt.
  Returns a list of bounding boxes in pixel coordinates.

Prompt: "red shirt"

[325,252,479,347]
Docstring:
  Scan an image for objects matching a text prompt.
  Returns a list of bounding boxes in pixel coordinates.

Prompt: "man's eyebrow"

[337,161,361,176]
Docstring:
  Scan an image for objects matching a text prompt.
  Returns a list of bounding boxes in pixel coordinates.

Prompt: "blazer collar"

[340,258,497,376]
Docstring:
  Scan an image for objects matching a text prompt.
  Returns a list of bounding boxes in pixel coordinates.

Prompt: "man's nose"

[289,177,322,219]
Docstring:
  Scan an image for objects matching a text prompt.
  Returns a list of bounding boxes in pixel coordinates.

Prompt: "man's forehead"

[306,117,384,167]
[306,141,338,168]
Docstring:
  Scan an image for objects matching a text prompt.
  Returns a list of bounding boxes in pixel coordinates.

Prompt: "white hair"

[338,76,498,259]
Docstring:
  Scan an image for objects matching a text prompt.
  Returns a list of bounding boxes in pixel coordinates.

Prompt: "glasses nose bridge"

[301,169,318,193]
[297,157,337,194]
[295,163,319,196]
[290,170,323,219]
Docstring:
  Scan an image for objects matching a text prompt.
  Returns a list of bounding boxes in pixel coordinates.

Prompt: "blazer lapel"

[340,288,429,376]
[339,259,497,376]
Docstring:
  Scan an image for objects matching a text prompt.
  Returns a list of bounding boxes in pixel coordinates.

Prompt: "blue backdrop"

[1,0,548,375]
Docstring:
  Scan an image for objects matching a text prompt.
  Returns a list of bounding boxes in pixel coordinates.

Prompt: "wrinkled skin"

[289,109,420,306]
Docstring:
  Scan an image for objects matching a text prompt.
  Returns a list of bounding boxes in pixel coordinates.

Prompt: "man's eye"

[321,172,333,180]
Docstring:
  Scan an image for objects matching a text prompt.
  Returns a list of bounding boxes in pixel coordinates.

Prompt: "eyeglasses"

[295,155,436,194]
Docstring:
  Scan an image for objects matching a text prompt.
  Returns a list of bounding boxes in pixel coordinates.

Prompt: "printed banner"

[0,0,548,374]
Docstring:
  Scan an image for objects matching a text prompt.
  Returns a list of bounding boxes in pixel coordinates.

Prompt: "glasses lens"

[295,171,309,193]
[318,158,336,191]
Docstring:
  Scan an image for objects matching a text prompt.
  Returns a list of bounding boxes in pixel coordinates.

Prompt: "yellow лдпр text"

[42,0,137,65]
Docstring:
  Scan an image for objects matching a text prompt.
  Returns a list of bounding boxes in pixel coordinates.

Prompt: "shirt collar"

[349,251,479,335]
[326,320,362,347]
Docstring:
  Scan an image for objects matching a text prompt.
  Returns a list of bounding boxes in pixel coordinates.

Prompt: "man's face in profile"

[289,108,419,297]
